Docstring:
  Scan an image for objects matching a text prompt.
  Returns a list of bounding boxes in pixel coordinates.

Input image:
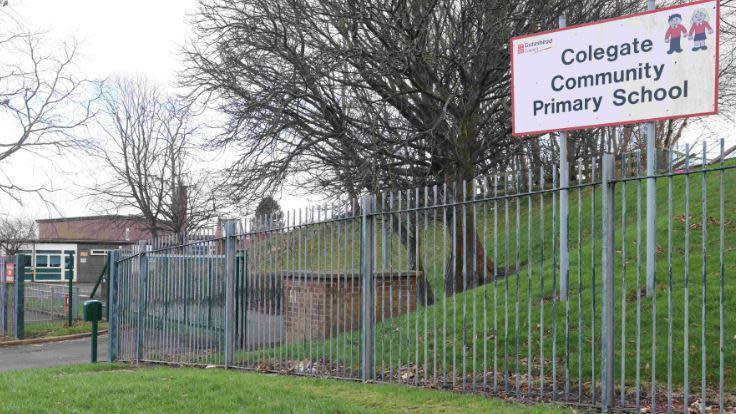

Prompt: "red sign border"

[510,0,720,137]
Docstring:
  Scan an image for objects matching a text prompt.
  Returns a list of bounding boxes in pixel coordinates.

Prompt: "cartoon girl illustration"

[664,13,687,54]
[688,8,714,51]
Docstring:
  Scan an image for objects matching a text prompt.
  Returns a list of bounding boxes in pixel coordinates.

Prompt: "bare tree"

[91,77,219,237]
[183,0,644,295]
[0,18,95,205]
[0,217,36,255]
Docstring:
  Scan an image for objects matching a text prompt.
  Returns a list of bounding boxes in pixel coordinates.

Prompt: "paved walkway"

[0,336,108,372]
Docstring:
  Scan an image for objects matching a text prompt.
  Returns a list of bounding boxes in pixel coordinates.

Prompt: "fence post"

[1,258,6,337]
[13,255,25,340]
[601,153,616,410]
[224,221,237,368]
[136,241,147,363]
[108,251,119,362]
[67,252,74,327]
[360,194,375,381]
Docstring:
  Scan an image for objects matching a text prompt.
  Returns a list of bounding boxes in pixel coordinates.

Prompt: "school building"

[18,215,157,284]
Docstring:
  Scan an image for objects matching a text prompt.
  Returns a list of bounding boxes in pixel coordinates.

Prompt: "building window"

[49,256,62,268]
[35,255,48,267]
[90,249,111,256]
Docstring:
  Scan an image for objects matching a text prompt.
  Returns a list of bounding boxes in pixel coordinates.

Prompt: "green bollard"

[83,300,103,363]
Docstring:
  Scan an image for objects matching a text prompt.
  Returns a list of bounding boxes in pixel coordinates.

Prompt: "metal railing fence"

[109,141,735,413]
[23,283,81,324]
[0,258,83,339]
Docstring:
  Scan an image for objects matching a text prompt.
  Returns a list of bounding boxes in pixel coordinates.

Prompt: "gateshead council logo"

[517,38,554,55]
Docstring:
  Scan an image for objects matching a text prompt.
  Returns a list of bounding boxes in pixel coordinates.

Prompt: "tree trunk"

[389,208,435,306]
[443,178,497,297]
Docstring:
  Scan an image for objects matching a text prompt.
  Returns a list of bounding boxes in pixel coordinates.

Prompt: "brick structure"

[282,271,420,342]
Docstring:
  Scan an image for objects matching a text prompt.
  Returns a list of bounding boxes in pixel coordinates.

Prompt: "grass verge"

[0,364,577,414]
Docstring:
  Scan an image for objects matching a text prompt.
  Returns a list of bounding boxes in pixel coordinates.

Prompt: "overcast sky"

[0,0,200,220]
[1,1,734,222]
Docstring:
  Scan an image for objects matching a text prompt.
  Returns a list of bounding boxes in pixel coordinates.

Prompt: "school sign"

[511,0,719,136]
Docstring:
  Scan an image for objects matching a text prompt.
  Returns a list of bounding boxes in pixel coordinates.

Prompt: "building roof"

[21,239,134,245]
[36,215,144,223]
[37,215,158,243]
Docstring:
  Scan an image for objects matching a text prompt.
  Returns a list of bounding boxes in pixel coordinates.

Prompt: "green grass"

[22,321,107,339]
[232,161,736,398]
[0,364,576,413]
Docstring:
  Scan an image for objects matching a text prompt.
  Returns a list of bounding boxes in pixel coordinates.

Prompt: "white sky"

[0,1,733,222]
[0,0,316,221]
[0,0,198,220]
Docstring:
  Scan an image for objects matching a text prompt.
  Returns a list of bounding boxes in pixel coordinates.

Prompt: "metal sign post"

[645,0,657,297]
[559,15,570,302]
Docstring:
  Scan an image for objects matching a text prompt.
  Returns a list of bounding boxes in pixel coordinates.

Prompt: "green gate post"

[83,300,103,363]
[91,319,98,362]
[13,255,25,340]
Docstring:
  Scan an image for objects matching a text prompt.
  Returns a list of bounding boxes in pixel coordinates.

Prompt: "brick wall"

[282,271,420,342]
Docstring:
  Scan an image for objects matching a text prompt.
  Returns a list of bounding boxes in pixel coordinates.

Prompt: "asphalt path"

[0,336,107,372]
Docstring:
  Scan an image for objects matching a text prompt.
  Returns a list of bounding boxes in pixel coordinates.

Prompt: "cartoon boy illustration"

[665,14,687,54]
[688,8,714,51]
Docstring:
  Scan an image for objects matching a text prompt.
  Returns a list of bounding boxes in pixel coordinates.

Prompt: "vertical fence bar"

[424,187,430,386]
[416,187,421,386]
[601,153,615,411]
[552,166,559,401]
[136,241,147,363]
[514,173,521,398]
[361,194,375,381]
[718,139,725,414]
[503,175,510,395]
[463,181,469,390]
[493,175,498,394]
[591,156,598,406]
[636,153,643,411]
[13,255,25,340]
[700,142,707,414]
[472,181,478,391]
[442,184,448,387]
[538,166,545,400]
[108,251,119,362]
[684,144,691,413]
[667,148,674,413]
[433,185,439,386]
[225,221,237,368]
[577,159,583,404]
[620,152,628,407]
[388,193,394,383]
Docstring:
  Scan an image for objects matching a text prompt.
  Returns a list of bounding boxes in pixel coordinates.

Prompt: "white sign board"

[511,0,719,136]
